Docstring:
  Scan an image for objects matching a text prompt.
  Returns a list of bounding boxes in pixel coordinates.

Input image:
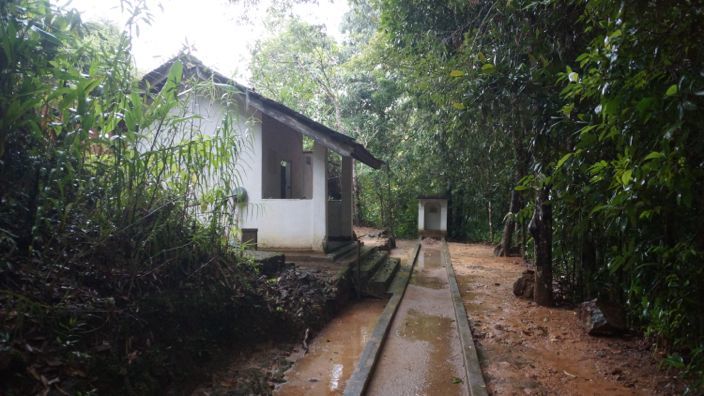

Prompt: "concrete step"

[244,250,285,275]
[279,241,358,264]
[363,257,400,298]
[351,250,389,284]
[337,244,377,265]
[330,241,360,261]
[354,250,389,284]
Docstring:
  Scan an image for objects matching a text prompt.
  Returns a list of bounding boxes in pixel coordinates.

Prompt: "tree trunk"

[375,178,386,231]
[498,108,530,256]
[384,165,396,243]
[352,164,362,225]
[487,200,493,242]
[529,186,553,306]
[496,189,520,256]
[581,234,596,301]
[521,219,527,257]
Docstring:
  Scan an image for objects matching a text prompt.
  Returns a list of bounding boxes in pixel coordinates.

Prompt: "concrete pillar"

[239,116,263,229]
[311,141,328,251]
[341,156,353,238]
[418,201,425,232]
[440,201,448,232]
[247,122,263,201]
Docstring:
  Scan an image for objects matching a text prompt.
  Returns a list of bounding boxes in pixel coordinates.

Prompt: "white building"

[142,55,382,253]
[417,195,448,238]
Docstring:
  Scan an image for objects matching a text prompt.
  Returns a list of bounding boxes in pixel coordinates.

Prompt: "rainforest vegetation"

[0,1,337,394]
[1,0,703,393]
[250,0,704,388]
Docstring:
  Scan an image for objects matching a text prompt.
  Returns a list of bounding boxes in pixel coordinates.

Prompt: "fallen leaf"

[46,359,63,367]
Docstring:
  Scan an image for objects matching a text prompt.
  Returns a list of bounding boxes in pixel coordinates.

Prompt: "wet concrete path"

[366,242,469,396]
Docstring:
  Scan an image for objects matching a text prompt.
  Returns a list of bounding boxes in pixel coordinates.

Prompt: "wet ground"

[367,240,468,396]
[449,243,686,395]
[194,239,689,395]
[274,239,416,395]
[275,299,387,396]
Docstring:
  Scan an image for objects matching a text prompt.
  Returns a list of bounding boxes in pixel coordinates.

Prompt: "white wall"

[241,199,313,249]
[158,90,341,252]
[239,119,328,251]
[418,201,425,231]
[440,201,448,232]
[161,92,260,189]
[302,152,313,198]
[310,142,328,251]
[142,91,260,223]
[418,199,448,233]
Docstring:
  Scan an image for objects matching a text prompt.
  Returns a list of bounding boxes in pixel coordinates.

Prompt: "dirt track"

[450,243,685,396]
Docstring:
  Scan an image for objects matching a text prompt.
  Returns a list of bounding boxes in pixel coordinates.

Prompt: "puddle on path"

[398,309,464,393]
[275,298,386,396]
[411,275,446,289]
[410,249,447,290]
[398,308,453,341]
[367,245,468,396]
[418,249,442,270]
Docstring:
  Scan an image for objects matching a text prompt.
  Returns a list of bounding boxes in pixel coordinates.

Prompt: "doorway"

[280,160,292,198]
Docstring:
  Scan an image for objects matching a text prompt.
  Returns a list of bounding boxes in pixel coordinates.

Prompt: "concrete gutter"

[343,240,421,396]
[442,239,488,396]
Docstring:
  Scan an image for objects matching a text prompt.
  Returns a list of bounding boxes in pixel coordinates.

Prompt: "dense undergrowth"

[0,1,337,394]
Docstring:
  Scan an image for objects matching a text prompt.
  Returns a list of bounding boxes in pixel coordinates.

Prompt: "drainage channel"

[275,242,420,396]
[345,240,487,396]
[275,240,486,396]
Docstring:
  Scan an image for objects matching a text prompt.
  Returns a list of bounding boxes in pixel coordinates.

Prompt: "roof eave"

[140,54,385,169]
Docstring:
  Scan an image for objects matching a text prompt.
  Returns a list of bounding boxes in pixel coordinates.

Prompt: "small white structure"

[143,55,382,252]
[418,195,448,237]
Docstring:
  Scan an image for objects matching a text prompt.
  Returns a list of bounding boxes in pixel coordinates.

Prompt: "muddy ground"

[275,298,387,395]
[450,243,686,395]
[274,237,415,395]
[191,266,341,396]
[193,230,404,396]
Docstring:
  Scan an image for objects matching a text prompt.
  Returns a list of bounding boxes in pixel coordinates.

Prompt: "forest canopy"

[249,0,704,387]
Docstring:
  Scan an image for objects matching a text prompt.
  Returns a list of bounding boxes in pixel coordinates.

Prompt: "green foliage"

[250,3,515,240]
[370,0,704,387]
[552,1,704,386]
[249,0,704,386]
[0,0,248,267]
[0,1,272,393]
[3,0,700,390]
[250,17,345,128]
[250,0,704,389]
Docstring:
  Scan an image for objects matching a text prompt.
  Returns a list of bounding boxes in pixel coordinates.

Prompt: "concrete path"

[365,240,470,396]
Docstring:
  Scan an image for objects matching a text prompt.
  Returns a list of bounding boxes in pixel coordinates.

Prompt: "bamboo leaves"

[1,0,248,272]
[665,84,678,97]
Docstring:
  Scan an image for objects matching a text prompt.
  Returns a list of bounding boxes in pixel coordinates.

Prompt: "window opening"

[302,135,315,151]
